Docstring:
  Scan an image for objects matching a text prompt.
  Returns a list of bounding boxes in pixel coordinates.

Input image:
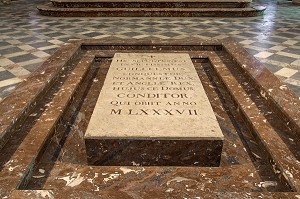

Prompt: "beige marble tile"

[93,35,111,39]
[6,40,22,45]
[4,51,28,58]
[283,40,298,45]
[8,65,31,77]
[240,40,255,45]
[277,52,300,59]
[37,45,59,51]
[48,39,64,45]
[18,45,35,51]
[0,77,22,87]
[254,51,274,59]
[269,46,287,51]
[244,45,266,52]
[0,58,14,67]
[31,51,50,58]
[275,68,298,78]
[18,58,44,67]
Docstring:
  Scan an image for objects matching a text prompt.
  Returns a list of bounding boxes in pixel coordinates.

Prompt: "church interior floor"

[0,0,299,101]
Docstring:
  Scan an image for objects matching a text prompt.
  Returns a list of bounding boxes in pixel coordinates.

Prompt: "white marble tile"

[18,45,35,51]
[269,46,287,51]
[283,40,298,45]
[31,51,50,58]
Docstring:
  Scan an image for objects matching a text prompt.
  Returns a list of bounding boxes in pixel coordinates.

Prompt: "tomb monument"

[85,53,224,166]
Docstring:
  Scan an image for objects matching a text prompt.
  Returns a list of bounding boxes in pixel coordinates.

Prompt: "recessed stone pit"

[0,39,299,198]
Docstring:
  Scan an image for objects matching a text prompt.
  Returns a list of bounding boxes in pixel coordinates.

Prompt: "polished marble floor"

[0,0,299,101]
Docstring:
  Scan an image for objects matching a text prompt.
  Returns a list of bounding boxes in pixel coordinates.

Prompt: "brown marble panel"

[0,42,82,150]
[0,52,94,198]
[85,139,223,166]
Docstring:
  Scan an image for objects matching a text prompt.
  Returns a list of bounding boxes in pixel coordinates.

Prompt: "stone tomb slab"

[84,53,224,166]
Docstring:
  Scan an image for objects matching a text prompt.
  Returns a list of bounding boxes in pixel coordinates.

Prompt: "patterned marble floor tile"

[0,0,300,101]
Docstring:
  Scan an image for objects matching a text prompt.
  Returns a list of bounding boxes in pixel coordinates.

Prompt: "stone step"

[51,0,252,8]
[37,3,265,17]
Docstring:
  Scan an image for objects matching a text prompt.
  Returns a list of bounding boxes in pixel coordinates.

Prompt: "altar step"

[51,0,252,8]
[37,0,266,17]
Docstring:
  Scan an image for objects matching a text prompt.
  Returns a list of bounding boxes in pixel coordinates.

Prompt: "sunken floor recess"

[0,40,299,198]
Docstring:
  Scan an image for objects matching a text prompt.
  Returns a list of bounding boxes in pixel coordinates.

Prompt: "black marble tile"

[0,29,15,33]
[0,70,15,81]
[288,28,300,34]
[142,28,161,33]
[286,83,300,97]
[0,83,19,99]
[0,47,22,55]
[22,62,42,72]
[43,48,58,55]
[267,37,287,43]
[277,32,297,38]
[268,54,297,64]
[9,53,38,63]
[83,32,104,37]
[55,25,76,29]
[238,32,258,37]
[45,32,66,37]
[0,41,12,47]
[122,32,142,37]
[263,63,283,73]
[282,47,300,55]
[161,32,181,37]
[30,42,54,48]
[244,48,260,56]
[291,72,300,80]
[199,32,219,37]
[19,36,41,43]
[251,42,276,49]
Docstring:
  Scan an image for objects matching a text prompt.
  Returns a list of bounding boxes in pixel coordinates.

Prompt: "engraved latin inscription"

[110,56,197,116]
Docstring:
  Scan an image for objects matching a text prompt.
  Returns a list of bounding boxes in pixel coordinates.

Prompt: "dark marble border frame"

[0,39,299,196]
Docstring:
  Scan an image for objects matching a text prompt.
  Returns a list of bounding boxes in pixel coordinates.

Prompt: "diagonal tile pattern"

[0,0,300,101]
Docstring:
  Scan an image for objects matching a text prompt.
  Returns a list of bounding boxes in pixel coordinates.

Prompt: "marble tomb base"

[0,39,299,198]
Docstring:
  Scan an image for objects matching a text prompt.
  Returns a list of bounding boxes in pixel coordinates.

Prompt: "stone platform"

[37,0,265,17]
[0,39,300,198]
[85,53,224,166]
